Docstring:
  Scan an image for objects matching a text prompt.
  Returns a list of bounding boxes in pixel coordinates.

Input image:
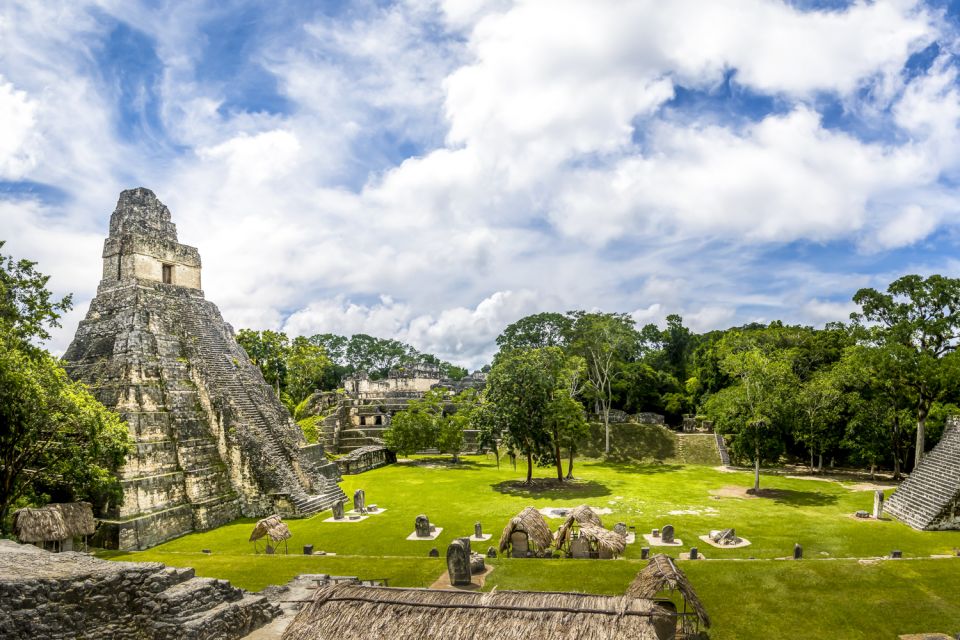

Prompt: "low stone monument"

[486,546,497,558]
[711,528,736,544]
[475,522,483,538]
[855,510,869,519]
[794,543,803,560]
[613,522,627,537]
[332,501,344,520]
[661,525,675,544]
[689,546,698,560]
[873,490,884,519]
[651,528,660,538]
[447,539,472,586]
[429,547,439,557]
[470,551,485,574]
[353,489,366,514]
[415,515,431,538]
[641,547,650,559]
[570,535,591,559]
[891,549,902,559]
[510,532,529,558]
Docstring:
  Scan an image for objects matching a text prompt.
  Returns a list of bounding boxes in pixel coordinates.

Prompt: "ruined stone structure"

[0,540,278,639]
[886,416,960,530]
[64,188,345,550]
[309,365,487,453]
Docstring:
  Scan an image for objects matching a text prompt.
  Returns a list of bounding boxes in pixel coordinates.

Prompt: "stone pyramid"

[64,188,345,550]
[885,416,960,530]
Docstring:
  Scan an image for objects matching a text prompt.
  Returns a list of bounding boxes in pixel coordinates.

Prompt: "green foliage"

[236,328,289,395]
[0,240,72,344]
[383,389,476,461]
[852,274,960,465]
[285,336,332,405]
[484,347,587,481]
[703,332,798,490]
[496,312,572,351]
[0,244,130,532]
[297,415,323,444]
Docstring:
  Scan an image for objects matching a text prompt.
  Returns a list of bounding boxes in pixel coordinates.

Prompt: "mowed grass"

[101,454,960,638]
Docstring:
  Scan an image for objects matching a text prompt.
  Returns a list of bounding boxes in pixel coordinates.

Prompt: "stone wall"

[0,540,278,640]
[336,446,396,475]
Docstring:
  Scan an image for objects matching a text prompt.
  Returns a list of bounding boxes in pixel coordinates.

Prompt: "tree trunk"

[810,450,814,470]
[915,402,930,466]
[554,442,563,481]
[604,411,610,456]
[526,450,533,484]
[753,448,761,493]
[566,447,575,479]
[817,453,823,474]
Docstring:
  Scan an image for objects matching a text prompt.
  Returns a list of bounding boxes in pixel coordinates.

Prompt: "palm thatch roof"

[249,514,292,543]
[627,553,710,628]
[280,582,671,640]
[575,523,627,556]
[50,502,96,537]
[12,507,68,543]
[498,507,553,553]
[554,505,604,549]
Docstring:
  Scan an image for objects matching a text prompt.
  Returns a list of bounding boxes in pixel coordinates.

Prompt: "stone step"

[168,593,279,640]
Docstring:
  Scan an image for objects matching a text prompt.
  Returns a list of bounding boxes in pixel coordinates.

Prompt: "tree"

[485,347,573,483]
[0,241,72,345]
[567,312,639,455]
[852,275,960,464]
[496,312,572,351]
[704,333,797,491]
[795,367,845,472]
[0,245,130,532]
[382,409,433,456]
[285,336,332,406]
[836,345,916,479]
[237,329,289,396]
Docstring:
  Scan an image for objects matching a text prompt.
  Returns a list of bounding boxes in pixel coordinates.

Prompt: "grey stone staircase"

[716,433,731,466]
[179,305,345,517]
[154,570,278,640]
[886,418,960,530]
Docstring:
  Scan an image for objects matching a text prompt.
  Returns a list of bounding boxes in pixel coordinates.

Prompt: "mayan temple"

[885,415,960,530]
[63,188,345,550]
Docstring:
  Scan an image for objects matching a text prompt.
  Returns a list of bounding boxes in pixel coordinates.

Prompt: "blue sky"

[3,0,960,368]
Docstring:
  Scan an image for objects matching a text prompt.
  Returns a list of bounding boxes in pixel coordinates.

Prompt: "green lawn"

[101,454,960,639]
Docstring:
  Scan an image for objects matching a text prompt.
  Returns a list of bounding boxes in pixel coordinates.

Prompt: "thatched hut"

[249,514,292,554]
[280,582,675,640]
[498,507,554,557]
[12,502,95,552]
[627,554,710,633]
[554,505,604,551]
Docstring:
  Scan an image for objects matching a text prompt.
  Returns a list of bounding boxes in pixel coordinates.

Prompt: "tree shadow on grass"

[590,460,685,476]
[395,457,484,469]
[750,488,839,507]
[490,478,611,499]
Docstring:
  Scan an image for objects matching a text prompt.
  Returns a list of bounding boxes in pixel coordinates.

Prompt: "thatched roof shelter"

[249,514,292,543]
[627,554,710,628]
[554,505,604,549]
[51,502,96,537]
[280,582,672,640]
[13,507,68,543]
[498,507,553,554]
[574,523,627,557]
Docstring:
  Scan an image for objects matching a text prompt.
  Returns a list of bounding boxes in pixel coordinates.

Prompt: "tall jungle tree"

[852,274,960,464]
